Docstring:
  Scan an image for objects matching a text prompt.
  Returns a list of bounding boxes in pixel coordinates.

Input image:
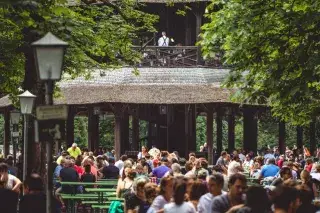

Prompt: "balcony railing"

[133,46,222,68]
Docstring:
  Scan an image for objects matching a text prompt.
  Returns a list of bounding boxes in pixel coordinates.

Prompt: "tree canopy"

[200,0,320,125]
[0,0,157,97]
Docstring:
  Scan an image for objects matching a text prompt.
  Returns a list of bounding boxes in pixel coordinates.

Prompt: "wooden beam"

[3,109,10,157]
[228,112,235,153]
[206,111,213,165]
[278,121,286,154]
[243,108,258,153]
[120,112,129,155]
[216,108,223,155]
[88,107,99,152]
[114,113,121,161]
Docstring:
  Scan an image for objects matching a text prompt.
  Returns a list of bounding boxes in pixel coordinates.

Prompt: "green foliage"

[99,116,115,149]
[200,0,320,125]
[74,116,88,148]
[0,0,158,97]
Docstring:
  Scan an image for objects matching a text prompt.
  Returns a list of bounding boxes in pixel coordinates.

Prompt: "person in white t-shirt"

[227,155,244,178]
[158,31,169,46]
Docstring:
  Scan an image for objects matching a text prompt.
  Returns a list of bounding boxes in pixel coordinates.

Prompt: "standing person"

[138,146,148,160]
[67,143,81,159]
[158,31,169,46]
[148,176,173,212]
[163,178,196,213]
[115,155,128,175]
[19,173,47,213]
[81,164,96,188]
[197,174,225,213]
[211,173,247,213]
[6,156,18,177]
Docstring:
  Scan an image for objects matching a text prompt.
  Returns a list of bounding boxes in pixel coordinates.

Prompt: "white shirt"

[115,160,124,175]
[197,192,226,213]
[158,36,169,46]
[239,153,246,162]
[311,173,320,181]
[150,195,168,211]
[164,202,196,213]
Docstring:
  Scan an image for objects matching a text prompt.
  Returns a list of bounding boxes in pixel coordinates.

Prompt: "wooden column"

[228,111,235,153]
[278,121,286,154]
[297,126,303,151]
[88,107,99,152]
[3,109,10,157]
[206,111,213,165]
[243,108,258,153]
[216,108,223,155]
[66,106,75,148]
[132,116,139,151]
[195,11,203,64]
[114,113,122,160]
[310,119,316,156]
[185,105,196,154]
[120,112,129,155]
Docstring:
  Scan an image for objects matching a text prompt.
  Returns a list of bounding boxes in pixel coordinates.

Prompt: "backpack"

[108,201,124,213]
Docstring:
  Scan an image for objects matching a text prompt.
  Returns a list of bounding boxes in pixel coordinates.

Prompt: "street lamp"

[32,32,68,213]
[10,110,20,166]
[18,90,36,182]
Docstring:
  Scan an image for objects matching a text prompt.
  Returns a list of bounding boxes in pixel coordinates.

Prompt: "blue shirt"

[261,164,280,178]
[152,165,170,178]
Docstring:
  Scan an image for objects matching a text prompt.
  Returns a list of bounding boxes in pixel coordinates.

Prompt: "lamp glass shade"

[18,90,36,115]
[31,32,68,81]
[10,111,20,125]
[34,47,64,80]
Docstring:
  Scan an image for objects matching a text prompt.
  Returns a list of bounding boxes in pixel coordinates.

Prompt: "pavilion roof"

[0,67,234,108]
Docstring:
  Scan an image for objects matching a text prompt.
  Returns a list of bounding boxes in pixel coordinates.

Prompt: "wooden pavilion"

[0,0,315,163]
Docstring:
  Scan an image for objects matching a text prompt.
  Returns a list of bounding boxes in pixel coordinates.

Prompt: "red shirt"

[277,159,284,168]
[306,163,313,172]
[74,165,84,175]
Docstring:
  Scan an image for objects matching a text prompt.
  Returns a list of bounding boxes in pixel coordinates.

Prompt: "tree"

[200,0,320,125]
[0,0,158,97]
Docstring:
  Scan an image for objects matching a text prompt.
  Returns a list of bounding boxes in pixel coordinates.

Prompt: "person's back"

[19,173,50,213]
[81,164,96,189]
[60,166,79,193]
[103,158,119,179]
[261,163,279,178]
[0,188,18,213]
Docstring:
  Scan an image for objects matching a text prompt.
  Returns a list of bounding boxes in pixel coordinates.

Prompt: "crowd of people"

[1,142,320,213]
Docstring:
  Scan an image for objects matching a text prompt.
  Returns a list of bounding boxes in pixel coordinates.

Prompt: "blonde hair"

[300,170,311,183]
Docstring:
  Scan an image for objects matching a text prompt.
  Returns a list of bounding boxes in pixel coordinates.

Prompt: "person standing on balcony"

[158,31,169,46]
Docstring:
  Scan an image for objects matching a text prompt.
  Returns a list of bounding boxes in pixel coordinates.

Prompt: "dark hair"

[179,158,186,166]
[190,180,208,201]
[144,183,158,204]
[268,158,275,164]
[160,176,173,195]
[228,173,247,186]
[201,160,208,169]
[185,161,193,171]
[108,157,115,164]
[272,186,298,210]
[0,163,8,173]
[24,173,44,191]
[245,185,270,212]
[121,155,128,161]
[221,151,227,156]
[208,173,224,186]
[280,167,292,178]
[189,152,196,157]
[127,170,136,180]
[173,178,187,205]
[84,164,91,173]
[171,158,178,164]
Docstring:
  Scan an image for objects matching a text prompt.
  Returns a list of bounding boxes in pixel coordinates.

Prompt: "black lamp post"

[32,32,68,213]
[10,110,20,166]
[18,90,36,182]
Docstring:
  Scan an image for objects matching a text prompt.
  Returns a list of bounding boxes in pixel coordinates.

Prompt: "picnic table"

[85,188,117,203]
